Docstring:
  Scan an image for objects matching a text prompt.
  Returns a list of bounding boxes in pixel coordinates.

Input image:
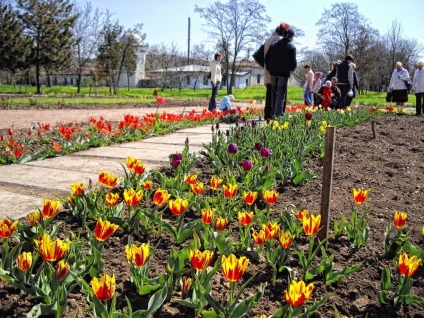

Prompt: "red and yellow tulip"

[55,260,69,281]
[94,219,119,242]
[278,231,292,249]
[17,251,32,271]
[71,182,84,196]
[123,188,143,206]
[91,273,115,301]
[169,198,188,216]
[393,211,407,229]
[215,217,228,232]
[263,222,280,239]
[126,156,139,170]
[262,189,279,205]
[35,233,71,262]
[223,183,238,198]
[133,162,146,175]
[222,253,249,282]
[243,191,258,206]
[284,280,314,307]
[190,249,214,271]
[142,180,152,190]
[201,208,214,225]
[296,209,308,221]
[398,253,422,277]
[352,188,370,205]
[182,277,192,294]
[98,171,119,188]
[27,212,41,227]
[303,214,321,236]
[105,192,119,206]
[252,230,266,245]
[0,217,18,238]
[41,198,60,219]
[125,243,150,267]
[190,182,204,195]
[185,174,198,185]
[238,211,254,226]
[153,188,171,206]
[210,176,223,190]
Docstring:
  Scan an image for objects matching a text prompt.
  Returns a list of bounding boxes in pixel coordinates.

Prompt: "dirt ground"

[0,103,423,317]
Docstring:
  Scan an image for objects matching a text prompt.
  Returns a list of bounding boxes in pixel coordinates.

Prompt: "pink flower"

[156,97,166,105]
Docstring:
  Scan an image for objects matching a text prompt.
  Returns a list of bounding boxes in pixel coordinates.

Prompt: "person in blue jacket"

[219,94,234,111]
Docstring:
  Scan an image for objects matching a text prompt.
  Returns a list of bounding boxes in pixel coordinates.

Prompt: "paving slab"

[0,189,45,220]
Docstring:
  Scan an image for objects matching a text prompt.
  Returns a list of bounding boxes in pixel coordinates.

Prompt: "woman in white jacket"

[208,52,222,111]
[413,59,424,116]
[389,61,410,107]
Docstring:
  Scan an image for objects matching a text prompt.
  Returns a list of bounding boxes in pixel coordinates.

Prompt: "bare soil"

[0,103,424,318]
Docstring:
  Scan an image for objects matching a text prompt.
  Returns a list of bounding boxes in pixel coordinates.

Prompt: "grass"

[0,84,416,107]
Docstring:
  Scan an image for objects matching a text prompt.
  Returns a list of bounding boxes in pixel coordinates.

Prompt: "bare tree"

[146,43,180,91]
[195,0,270,94]
[71,1,108,93]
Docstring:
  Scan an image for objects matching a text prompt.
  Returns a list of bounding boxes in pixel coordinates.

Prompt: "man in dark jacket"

[336,54,354,109]
[265,26,297,117]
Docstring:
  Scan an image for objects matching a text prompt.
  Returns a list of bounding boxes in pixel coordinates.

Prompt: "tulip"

[215,217,228,232]
[17,251,32,271]
[254,142,263,151]
[126,156,139,170]
[153,188,171,206]
[156,96,166,104]
[142,180,152,190]
[223,183,238,198]
[260,147,271,158]
[222,253,249,282]
[123,188,143,206]
[105,192,119,206]
[227,143,238,155]
[201,208,214,225]
[27,212,41,227]
[296,209,309,221]
[210,176,223,190]
[190,249,214,271]
[262,189,278,205]
[352,188,370,205]
[278,231,292,248]
[133,162,146,175]
[393,211,407,229]
[125,243,150,267]
[172,153,183,169]
[252,230,266,245]
[190,182,204,195]
[185,174,198,185]
[71,182,84,196]
[169,198,188,216]
[98,171,119,188]
[91,273,115,301]
[35,233,71,262]
[94,219,119,242]
[243,191,258,206]
[305,112,313,120]
[238,211,254,226]
[41,198,60,219]
[398,253,422,277]
[0,217,19,238]
[284,280,314,307]
[303,214,321,236]
[241,160,253,171]
[7,127,13,135]
[182,277,192,294]
[263,222,280,239]
[55,260,69,281]
[422,225,424,237]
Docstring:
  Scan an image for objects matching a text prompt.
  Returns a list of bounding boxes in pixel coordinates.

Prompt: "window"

[257,74,261,84]
[203,76,209,85]
[186,76,190,84]
[245,78,249,86]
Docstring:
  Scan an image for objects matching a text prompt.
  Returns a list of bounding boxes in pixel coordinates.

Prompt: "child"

[321,80,332,111]
[219,94,234,111]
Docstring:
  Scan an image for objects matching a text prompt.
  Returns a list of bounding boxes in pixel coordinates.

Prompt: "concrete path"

[0,123,234,220]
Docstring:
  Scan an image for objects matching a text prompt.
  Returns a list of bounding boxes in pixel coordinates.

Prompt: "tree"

[18,0,77,93]
[71,1,108,93]
[195,0,270,94]
[0,3,30,83]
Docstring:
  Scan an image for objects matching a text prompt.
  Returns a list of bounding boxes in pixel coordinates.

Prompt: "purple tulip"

[227,143,238,155]
[172,152,183,168]
[241,116,246,122]
[254,142,263,152]
[226,130,230,137]
[242,160,253,171]
[260,147,271,158]
[236,133,240,139]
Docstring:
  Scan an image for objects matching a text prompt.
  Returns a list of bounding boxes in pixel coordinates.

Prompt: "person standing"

[265,24,297,117]
[412,59,424,116]
[303,64,314,105]
[346,63,359,107]
[389,61,410,107]
[312,71,323,106]
[208,52,222,111]
[263,24,284,119]
[336,54,354,109]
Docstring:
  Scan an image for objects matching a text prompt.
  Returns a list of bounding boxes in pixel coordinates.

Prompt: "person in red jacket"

[321,80,332,110]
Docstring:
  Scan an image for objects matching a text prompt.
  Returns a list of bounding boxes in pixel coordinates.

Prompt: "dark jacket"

[336,61,351,85]
[264,37,297,77]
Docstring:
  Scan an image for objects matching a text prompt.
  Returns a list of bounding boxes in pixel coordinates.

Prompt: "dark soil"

[1,107,424,317]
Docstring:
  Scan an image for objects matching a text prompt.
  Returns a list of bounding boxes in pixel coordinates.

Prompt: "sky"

[85,0,423,59]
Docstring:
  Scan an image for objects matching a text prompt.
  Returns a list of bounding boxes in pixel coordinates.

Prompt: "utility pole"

[187,17,191,65]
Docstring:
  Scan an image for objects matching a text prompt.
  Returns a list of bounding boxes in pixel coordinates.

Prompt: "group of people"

[207,23,424,117]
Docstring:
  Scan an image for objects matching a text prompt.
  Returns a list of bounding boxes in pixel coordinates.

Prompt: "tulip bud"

[7,127,13,135]
[226,129,230,137]
[55,260,69,281]
[182,277,192,294]
[260,147,271,158]
[241,116,246,122]
[242,160,253,171]
[0,135,4,141]
[211,125,214,132]
[305,112,313,120]
[254,142,262,151]
[215,122,220,130]
[227,143,238,155]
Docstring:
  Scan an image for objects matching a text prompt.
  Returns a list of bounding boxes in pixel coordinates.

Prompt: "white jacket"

[389,68,410,90]
[209,60,222,83]
[413,68,424,93]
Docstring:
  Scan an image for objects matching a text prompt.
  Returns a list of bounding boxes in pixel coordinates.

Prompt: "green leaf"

[137,283,162,295]
[292,171,316,186]
[143,285,168,318]
[298,292,334,318]
[325,264,361,285]
[404,294,424,304]
[212,231,233,254]
[380,265,391,291]
[228,283,265,318]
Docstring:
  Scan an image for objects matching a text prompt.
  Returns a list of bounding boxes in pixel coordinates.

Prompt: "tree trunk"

[77,73,82,94]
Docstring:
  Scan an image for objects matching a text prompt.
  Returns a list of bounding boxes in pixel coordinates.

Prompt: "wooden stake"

[371,120,376,139]
[318,126,336,244]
